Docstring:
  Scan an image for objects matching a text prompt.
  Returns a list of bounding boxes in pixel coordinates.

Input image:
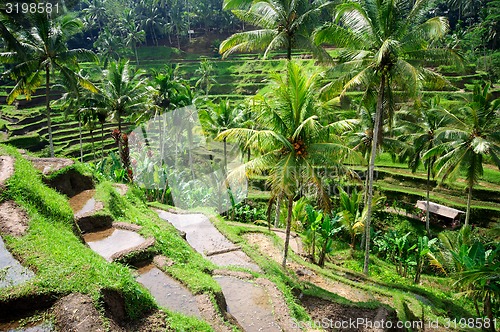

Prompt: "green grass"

[0,146,219,329]
[95,183,221,295]
[0,146,155,319]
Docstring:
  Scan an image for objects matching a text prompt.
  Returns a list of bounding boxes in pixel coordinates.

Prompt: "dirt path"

[0,201,29,236]
[244,232,377,304]
[0,155,14,188]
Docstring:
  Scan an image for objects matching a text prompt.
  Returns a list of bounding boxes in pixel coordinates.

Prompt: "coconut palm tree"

[219,0,331,60]
[218,61,357,267]
[124,20,146,66]
[314,0,458,275]
[200,99,245,175]
[402,97,453,236]
[424,84,500,226]
[100,60,148,132]
[1,14,97,157]
[195,58,217,96]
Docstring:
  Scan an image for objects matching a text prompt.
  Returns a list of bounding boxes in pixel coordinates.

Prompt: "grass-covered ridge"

[0,145,215,329]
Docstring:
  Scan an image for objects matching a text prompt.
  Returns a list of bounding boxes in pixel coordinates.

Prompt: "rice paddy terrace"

[0,48,499,223]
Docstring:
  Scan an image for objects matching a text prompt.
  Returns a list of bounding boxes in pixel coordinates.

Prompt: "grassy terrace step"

[38,122,134,139]
[54,139,117,157]
[377,182,500,221]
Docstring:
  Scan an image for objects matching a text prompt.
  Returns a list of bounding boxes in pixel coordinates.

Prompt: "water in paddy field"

[0,236,34,288]
[136,264,201,318]
[0,321,54,332]
[83,228,146,261]
[68,189,96,215]
[156,210,261,272]
[214,276,282,332]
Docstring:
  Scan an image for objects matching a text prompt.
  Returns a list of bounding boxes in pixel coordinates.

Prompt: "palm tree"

[1,14,97,157]
[195,58,217,96]
[54,81,87,162]
[314,0,457,275]
[200,99,244,175]
[123,20,146,65]
[219,0,331,60]
[424,84,500,226]
[100,60,148,132]
[218,61,357,267]
[402,97,452,236]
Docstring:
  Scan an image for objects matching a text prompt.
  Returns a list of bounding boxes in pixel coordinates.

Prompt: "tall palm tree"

[314,0,457,275]
[54,81,86,162]
[219,0,331,60]
[1,14,97,157]
[123,19,146,65]
[100,60,148,132]
[400,97,453,236]
[218,61,357,267]
[200,99,244,175]
[195,58,217,96]
[424,84,500,226]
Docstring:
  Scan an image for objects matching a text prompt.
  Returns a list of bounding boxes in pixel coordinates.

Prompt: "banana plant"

[414,236,444,284]
[305,204,323,264]
[338,188,364,249]
[453,242,500,324]
[318,214,343,267]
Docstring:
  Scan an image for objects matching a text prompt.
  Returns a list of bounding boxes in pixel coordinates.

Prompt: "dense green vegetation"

[0,0,499,329]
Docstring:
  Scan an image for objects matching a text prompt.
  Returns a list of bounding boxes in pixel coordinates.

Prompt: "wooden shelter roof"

[415,201,465,220]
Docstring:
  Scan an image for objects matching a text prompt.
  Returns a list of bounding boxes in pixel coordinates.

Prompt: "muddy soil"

[26,157,74,175]
[273,230,304,255]
[69,189,98,216]
[300,295,402,332]
[42,168,93,197]
[0,201,29,236]
[244,232,378,303]
[0,155,14,188]
[53,293,123,332]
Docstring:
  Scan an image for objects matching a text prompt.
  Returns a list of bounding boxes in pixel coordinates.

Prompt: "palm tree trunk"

[158,113,164,161]
[90,129,96,160]
[46,65,54,157]
[118,111,122,132]
[78,113,83,162]
[286,36,292,60]
[223,137,227,176]
[318,237,328,267]
[465,177,473,226]
[311,231,316,264]
[363,74,385,275]
[101,123,105,161]
[282,194,293,267]
[274,192,282,227]
[134,44,139,65]
[426,164,431,237]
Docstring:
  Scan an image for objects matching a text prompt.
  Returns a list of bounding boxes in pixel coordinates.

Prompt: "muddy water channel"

[68,189,96,216]
[156,210,260,271]
[0,236,33,288]
[83,228,147,261]
[215,276,281,332]
[0,321,54,332]
[136,264,201,317]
